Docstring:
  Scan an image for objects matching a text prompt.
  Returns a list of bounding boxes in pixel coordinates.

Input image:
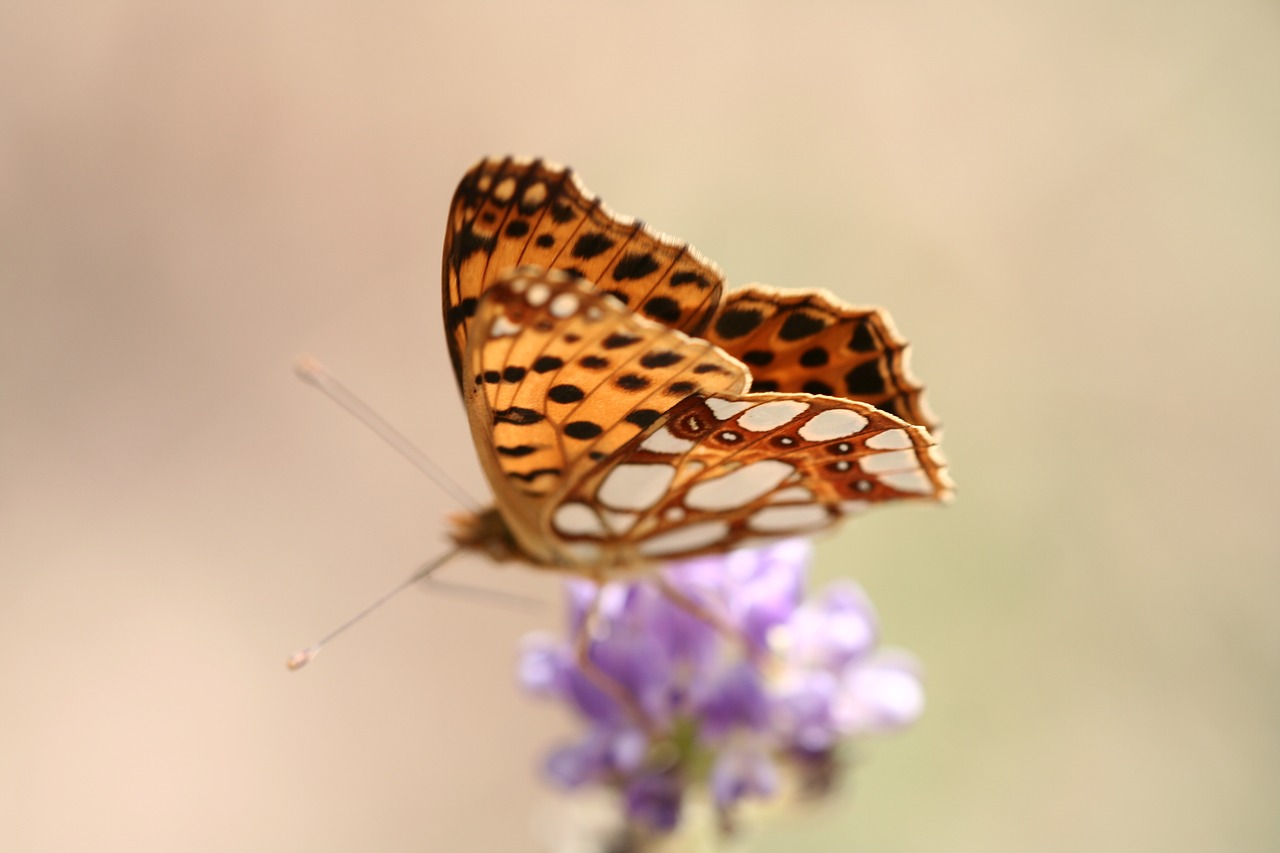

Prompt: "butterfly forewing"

[444,157,726,389]
[462,267,750,566]
[703,286,938,431]
[549,393,952,567]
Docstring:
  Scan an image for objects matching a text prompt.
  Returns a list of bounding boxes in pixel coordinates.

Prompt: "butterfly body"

[443,159,952,576]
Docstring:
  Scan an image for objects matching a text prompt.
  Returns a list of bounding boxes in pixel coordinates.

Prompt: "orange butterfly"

[442,158,951,576]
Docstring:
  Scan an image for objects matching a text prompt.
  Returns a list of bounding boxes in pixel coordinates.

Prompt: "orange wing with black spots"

[443,157,725,389]
[703,286,938,431]
[461,266,748,566]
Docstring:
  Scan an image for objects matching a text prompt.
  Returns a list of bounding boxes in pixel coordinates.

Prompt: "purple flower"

[518,539,924,838]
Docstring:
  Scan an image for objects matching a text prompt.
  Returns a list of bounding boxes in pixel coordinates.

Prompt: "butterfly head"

[447,507,526,565]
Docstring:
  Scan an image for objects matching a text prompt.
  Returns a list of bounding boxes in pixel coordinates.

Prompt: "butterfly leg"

[572,580,659,738]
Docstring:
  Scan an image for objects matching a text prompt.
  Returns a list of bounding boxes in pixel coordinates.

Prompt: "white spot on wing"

[641,426,695,454]
[490,315,521,338]
[549,292,578,318]
[552,502,605,537]
[601,510,638,534]
[860,450,918,474]
[839,499,871,514]
[866,428,912,450]
[598,463,677,511]
[493,177,516,201]
[523,182,547,206]
[706,398,752,420]
[637,521,730,557]
[798,409,869,441]
[738,400,810,432]
[684,460,795,511]
[770,487,814,503]
[526,283,550,306]
[747,504,831,533]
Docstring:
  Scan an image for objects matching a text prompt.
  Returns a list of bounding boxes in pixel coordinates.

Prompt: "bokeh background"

[3,2,1278,851]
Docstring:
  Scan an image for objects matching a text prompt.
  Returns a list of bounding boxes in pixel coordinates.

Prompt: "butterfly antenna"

[287,547,464,670]
[295,355,481,512]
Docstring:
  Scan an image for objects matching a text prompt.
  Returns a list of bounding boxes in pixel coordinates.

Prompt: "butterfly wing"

[443,157,725,389]
[548,392,952,568]
[703,285,938,431]
[460,266,749,566]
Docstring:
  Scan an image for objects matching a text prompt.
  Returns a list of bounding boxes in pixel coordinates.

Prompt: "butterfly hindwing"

[462,266,749,565]
[704,286,938,431]
[444,157,726,389]
[548,392,951,567]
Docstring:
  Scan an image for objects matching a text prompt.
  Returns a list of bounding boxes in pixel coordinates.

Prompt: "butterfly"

[442,157,952,575]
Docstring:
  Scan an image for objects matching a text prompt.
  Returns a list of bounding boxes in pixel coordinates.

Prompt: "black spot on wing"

[504,219,530,238]
[494,407,544,425]
[532,355,564,373]
[445,296,479,328]
[451,223,497,265]
[779,312,825,341]
[640,351,683,368]
[714,308,764,340]
[580,355,610,369]
[612,252,661,281]
[502,366,527,382]
[572,232,616,259]
[549,384,585,403]
[603,333,641,349]
[803,380,834,395]
[845,361,886,395]
[508,468,562,482]
[616,374,650,391]
[741,349,773,366]
[848,320,877,352]
[564,421,603,440]
[799,347,829,367]
[670,270,712,289]
[625,409,661,428]
[535,234,555,249]
[497,445,537,457]
[643,296,681,324]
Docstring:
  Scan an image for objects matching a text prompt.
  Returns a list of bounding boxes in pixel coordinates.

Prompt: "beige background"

[2,2,1278,851]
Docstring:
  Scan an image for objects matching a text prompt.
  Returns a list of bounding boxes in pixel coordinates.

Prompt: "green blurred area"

[2,2,1276,851]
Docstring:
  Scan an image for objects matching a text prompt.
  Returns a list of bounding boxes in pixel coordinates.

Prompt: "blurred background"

[2,2,1278,851]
